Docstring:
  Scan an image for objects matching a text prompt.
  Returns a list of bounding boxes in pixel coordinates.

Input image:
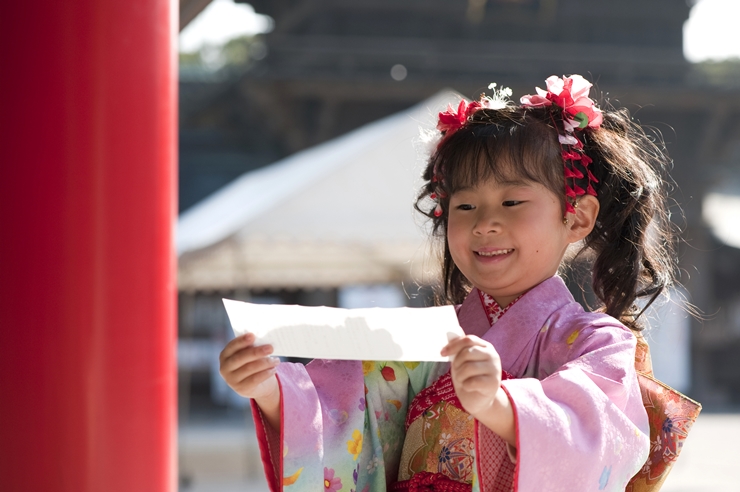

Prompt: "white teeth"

[477,249,512,257]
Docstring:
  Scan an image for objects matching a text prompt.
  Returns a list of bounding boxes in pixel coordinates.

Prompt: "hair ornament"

[521,74,602,214]
[429,76,600,218]
[435,84,513,141]
[481,83,513,110]
[430,84,513,216]
[437,99,481,138]
[431,100,479,217]
[520,75,603,129]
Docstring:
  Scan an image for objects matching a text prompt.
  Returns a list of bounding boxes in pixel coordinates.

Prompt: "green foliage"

[179,35,266,73]
[688,59,740,88]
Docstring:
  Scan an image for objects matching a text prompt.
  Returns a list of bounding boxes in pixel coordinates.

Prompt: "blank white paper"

[222,299,464,361]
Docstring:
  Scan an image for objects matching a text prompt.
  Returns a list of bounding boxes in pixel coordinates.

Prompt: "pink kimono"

[251,276,649,492]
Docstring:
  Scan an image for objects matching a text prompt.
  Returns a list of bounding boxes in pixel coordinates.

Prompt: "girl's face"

[447,177,575,307]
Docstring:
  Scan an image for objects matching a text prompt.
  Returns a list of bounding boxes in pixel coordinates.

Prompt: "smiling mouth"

[475,249,514,257]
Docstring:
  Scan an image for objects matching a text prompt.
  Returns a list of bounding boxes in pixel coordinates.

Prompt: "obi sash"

[393,370,514,492]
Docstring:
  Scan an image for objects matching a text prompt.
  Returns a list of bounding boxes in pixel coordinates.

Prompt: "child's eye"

[502,200,523,207]
[456,204,475,210]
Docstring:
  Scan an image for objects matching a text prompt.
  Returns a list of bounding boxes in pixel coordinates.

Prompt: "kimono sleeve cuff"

[501,372,650,492]
[250,376,284,492]
[500,384,520,467]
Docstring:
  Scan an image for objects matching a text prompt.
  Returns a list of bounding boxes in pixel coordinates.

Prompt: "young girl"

[219,75,677,492]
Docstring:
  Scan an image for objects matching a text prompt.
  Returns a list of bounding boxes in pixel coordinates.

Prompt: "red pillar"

[0,1,177,491]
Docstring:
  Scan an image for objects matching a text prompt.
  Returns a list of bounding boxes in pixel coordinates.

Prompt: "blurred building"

[178,0,740,408]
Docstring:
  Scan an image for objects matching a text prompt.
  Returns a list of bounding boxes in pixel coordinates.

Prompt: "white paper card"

[222,299,464,361]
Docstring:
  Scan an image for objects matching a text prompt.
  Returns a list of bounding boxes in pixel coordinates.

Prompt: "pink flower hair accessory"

[520,75,603,129]
[521,74,602,214]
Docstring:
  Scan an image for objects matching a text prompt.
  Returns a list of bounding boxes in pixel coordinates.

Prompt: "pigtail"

[581,108,677,330]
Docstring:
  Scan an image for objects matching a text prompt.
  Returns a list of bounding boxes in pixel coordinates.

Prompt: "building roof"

[177,90,460,290]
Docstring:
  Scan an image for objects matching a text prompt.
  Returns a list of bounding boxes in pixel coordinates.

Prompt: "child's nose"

[473,213,501,235]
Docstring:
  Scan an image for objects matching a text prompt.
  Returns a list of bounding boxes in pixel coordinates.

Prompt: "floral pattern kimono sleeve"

[251,358,443,492]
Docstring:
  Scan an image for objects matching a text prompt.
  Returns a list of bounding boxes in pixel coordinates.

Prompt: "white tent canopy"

[177,91,462,290]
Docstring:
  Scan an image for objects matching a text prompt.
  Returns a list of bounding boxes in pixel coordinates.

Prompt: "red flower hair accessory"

[431,100,480,217]
[437,99,481,137]
[430,84,513,217]
[521,75,601,214]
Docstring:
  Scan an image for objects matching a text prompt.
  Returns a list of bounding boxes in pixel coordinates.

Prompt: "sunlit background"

[175,1,740,491]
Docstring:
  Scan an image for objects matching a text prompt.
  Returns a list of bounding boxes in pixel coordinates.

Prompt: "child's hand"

[442,335,516,446]
[441,335,502,417]
[219,333,280,402]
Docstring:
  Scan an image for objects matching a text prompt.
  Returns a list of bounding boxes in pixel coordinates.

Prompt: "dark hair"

[415,102,677,331]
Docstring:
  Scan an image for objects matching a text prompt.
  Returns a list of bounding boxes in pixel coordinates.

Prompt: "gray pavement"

[179,420,269,492]
[179,413,740,491]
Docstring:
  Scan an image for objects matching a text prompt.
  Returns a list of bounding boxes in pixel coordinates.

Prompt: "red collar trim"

[478,290,523,326]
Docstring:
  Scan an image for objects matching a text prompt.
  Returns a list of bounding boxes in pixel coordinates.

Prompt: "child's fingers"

[441,335,486,356]
[232,366,278,395]
[219,333,256,361]
[452,355,491,377]
[454,344,492,360]
[446,341,501,378]
[453,359,498,384]
[220,343,274,373]
[457,373,498,393]
[229,356,280,382]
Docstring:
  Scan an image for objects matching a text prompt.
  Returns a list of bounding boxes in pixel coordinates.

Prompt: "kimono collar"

[478,290,523,325]
[457,276,575,375]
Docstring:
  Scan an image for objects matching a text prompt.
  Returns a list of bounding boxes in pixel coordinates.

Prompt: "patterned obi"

[393,370,513,492]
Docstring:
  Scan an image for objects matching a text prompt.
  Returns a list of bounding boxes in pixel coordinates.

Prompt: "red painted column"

[0,1,177,491]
